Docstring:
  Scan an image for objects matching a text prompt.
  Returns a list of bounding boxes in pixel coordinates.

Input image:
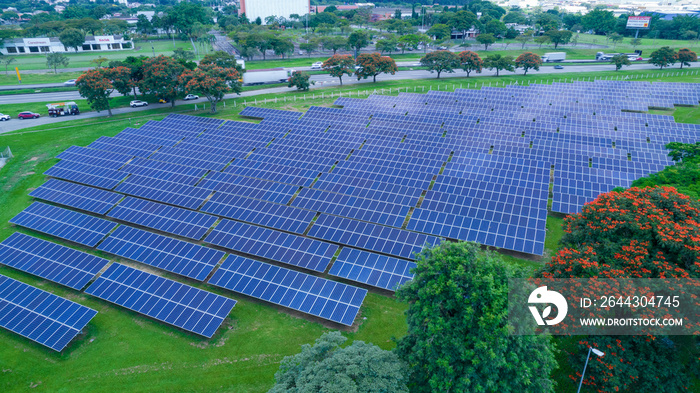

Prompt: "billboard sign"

[627,16,651,29]
[24,38,51,46]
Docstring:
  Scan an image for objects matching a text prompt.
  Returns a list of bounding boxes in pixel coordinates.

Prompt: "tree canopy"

[476,33,496,50]
[395,242,557,393]
[270,331,408,393]
[46,52,69,74]
[141,55,185,108]
[676,48,697,68]
[288,71,312,91]
[355,53,398,82]
[322,54,355,85]
[420,50,460,79]
[485,54,515,76]
[649,46,677,69]
[179,63,241,113]
[611,54,631,70]
[514,52,541,75]
[58,28,85,52]
[458,50,483,77]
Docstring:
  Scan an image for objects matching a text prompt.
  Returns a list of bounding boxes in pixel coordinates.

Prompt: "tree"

[76,69,116,116]
[46,53,69,74]
[581,9,617,35]
[537,187,700,393]
[534,35,551,48]
[348,30,369,57]
[609,32,624,48]
[173,48,196,61]
[288,71,313,90]
[515,52,542,75]
[630,37,642,48]
[270,331,408,393]
[355,53,398,82]
[396,242,557,393]
[141,55,185,108]
[515,35,532,49]
[611,54,631,71]
[319,36,347,55]
[111,55,149,98]
[426,24,451,40]
[545,30,572,49]
[649,46,677,69]
[450,10,479,44]
[1,57,16,75]
[107,66,134,98]
[59,28,85,53]
[485,54,515,76]
[79,18,103,36]
[272,36,294,59]
[322,54,355,85]
[476,33,496,50]
[666,141,700,163]
[376,37,399,54]
[676,48,697,68]
[398,34,421,54]
[458,50,483,77]
[420,50,460,79]
[90,56,108,69]
[299,42,316,57]
[179,63,241,114]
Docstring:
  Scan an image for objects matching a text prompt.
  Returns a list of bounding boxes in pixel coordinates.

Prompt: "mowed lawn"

[0,77,699,392]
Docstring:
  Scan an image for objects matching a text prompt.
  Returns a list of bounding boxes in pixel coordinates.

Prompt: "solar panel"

[329,248,415,291]
[44,161,128,190]
[107,197,217,240]
[208,255,366,326]
[0,274,97,351]
[10,202,118,247]
[115,175,212,210]
[0,233,109,290]
[97,225,224,281]
[28,179,123,215]
[204,219,337,272]
[85,263,236,338]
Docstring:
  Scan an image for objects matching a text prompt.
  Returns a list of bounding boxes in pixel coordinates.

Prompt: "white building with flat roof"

[0,35,133,55]
[239,0,310,24]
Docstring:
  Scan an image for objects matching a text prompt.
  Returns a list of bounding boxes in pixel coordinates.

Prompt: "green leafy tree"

[108,66,134,97]
[476,33,496,50]
[545,30,572,49]
[676,48,697,68]
[515,34,532,49]
[649,46,677,69]
[200,51,241,71]
[667,141,700,163]
[173,48,195,61]
[90,56,108,69]
[482,19,506,36]
[376,37,399,54]
[420,50,460,79]
[76,69,116,116]
[611,54,631,71]
[1,57,16,75]
[426,24,451,40]
[270,331,408,393]
[534,35,551,48]
[299,42,317,57]
[355,53,398,82]
[396,242,557,393]
[348,30,369,57]
[272,36,294,59]
[288,71,313,90]
[630,37,642,48]
[59,28,85,52]
[141,55,185,108]
[609,32,624,48]
[319,36,348,55]
[179,63,241,113]
[458,50,483,77]
[322,54,355,85]
[450,10,479,44]
[79,18,103,36]
[398,34,421,54]
[136,14,153,35]
[515,52,542,75]
[46,52,69,74]
[581,9,617,35]
[537,187,700,393]
[485,54,515,76]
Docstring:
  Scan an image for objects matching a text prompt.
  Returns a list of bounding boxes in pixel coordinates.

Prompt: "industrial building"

[0,35,133,55]
[239,0,310,24]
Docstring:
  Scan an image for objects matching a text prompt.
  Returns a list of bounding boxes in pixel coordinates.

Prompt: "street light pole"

[577,347,605,393]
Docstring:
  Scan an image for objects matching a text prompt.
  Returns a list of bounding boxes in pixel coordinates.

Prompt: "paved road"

[1,61,697,135]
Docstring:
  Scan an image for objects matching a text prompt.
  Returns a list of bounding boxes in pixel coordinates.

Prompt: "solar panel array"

[0,274,97,351]
[4,81,691,340]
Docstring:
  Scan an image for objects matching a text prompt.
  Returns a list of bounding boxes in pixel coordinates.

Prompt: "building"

[239,0,310,24]
[0,35,133,55]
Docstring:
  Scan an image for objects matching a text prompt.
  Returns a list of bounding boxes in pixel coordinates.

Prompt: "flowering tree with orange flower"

[179,63,241,114]
[538,187,700,393]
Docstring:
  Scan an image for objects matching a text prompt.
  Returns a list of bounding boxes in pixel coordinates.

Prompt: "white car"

[311,62,323,70]
[184,94,199,100]
[63,79,76,87]
[130,100,148,108]
[0,113,10,121]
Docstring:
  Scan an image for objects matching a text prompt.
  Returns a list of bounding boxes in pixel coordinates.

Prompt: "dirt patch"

[29,381,42,388]
[25,157,39,163]
[22,171,35,177]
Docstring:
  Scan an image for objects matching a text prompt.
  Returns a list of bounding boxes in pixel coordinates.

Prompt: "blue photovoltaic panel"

[208,255,366,326]
[0,274,97,351]
[198,172,298,205]
[56,146,133,170]
[0,233,109,290]
[119,158,207,186]
[29,179,123,215]
[97,225,223,281]
[9,202,118,247]
[115,175,212,210]
[204,219,337,272]
[107,197,217,240]
[44,161,128,190]
[85,263,235,338]
[329,248,415,291]
[307,214,441,260]
[88,136,162,158]
[200,193,316,234]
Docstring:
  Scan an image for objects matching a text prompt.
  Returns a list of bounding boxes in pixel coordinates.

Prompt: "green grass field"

[1,70,700,392]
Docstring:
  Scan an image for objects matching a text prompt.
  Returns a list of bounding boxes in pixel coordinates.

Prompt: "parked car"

[18,111,40,119]
[184,94,199,101]
[311,62,323,70]
[554,65,564,69]
[0,113,10,121]
[158,98,168,103]
[63,79,77,87]
[130,100,148,107]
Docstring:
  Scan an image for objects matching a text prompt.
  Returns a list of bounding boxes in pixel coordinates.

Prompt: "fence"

[216,69,700,109]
